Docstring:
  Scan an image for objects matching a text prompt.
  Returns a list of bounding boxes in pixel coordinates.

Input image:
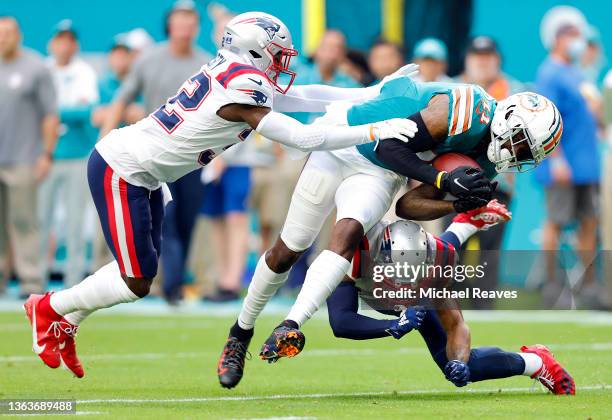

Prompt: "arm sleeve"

[327,282,394,340]
[255,110,373,152]
[273,84,379,113]
[375,112,441,184]
[35,66,58,117]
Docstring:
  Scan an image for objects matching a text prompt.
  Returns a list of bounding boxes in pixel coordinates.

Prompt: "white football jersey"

[96,51,274,190]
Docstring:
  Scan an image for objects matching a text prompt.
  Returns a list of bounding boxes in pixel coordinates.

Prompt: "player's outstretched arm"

[273,64,420,113]
[218,104,417,152]
[327,281,424,340]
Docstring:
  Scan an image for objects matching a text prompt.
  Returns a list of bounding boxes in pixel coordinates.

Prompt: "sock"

[467,347,526,382]
[446,222,478,245]
[518,352,544,377]
[49,261,139,316]
[237,254,289,330]
[64,310,94,326]
[229,320,254,341]
[287,250,350,326]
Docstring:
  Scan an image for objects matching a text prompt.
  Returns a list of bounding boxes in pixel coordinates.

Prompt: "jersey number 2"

[151,72,211,134]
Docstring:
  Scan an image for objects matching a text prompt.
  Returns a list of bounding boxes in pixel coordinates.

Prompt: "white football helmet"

[488,92,563,173]
[221,12,297,93]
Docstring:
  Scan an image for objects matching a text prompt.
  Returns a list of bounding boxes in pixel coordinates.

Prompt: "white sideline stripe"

[3,342,612,364]
[77,385,612,404]
[9,412,107,417]
[0,320,214,332]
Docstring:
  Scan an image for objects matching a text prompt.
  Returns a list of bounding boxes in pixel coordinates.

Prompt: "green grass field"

[1,310,611,419]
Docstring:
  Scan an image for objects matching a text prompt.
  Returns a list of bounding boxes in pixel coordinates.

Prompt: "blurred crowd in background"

[0,1,610,307]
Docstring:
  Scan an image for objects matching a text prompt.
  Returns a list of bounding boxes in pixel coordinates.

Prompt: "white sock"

[447,222,478,245]
[518,352,543,377]
[237,254,289,330]
[287,250,350,326]
[63,310,94,326]
[50,261,139,316]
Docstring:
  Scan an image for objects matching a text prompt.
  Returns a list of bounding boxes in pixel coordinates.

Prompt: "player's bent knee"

[123,276,154,298]
[328,218,365,260]
[266,237,303,273]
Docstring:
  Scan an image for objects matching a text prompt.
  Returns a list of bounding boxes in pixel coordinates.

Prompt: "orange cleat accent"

[260,325,305,363]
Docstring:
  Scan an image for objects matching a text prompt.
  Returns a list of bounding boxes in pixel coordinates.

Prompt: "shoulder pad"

[216,63,273,107]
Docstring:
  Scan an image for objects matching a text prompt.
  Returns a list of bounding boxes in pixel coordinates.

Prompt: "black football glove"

[440,166,492,198]
[452,195,490,213]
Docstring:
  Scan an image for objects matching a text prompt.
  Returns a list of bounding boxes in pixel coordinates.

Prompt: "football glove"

[385,306,426,339]
[371,118,418,143]
[379,63,420,87]
[453,199,512,230]
[439,166,494,198]
[452,195,490,213]
[444,359,470,387]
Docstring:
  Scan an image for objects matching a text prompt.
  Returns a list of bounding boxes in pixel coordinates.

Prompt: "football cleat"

[23,293,62,369]
[259,322,305,363]
[452,199,512,230]
[521,344,575,395]
[57,318,84,378]
[218,336,251,389]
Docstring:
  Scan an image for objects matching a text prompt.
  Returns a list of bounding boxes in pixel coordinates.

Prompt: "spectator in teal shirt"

[92,36,145,130]
[39,20,99,287]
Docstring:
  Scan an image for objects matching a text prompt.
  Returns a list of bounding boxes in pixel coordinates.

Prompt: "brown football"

[432,153,481,172]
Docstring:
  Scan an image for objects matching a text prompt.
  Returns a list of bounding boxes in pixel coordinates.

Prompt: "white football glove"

[370,118,418,145]
[379,63,420,90]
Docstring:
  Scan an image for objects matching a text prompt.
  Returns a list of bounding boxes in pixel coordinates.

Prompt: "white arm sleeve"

[255,111,374,152]
[272,84,380,113]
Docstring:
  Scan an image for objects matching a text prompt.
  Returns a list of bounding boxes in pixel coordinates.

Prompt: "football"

[432,152,481,172]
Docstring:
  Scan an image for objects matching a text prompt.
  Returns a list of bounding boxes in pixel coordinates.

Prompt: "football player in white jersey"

[23,12,419,378]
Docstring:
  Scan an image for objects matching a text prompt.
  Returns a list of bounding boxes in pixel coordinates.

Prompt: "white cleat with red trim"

[521,344,575,395]
[23,293,62,369]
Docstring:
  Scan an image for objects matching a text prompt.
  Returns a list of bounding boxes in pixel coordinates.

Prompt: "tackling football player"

[23,11,420,378]
[325,201,575,395]
[218,75,562,387]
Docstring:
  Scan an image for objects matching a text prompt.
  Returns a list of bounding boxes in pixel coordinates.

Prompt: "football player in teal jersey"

[220,69,563,389]
[352,77,563,186]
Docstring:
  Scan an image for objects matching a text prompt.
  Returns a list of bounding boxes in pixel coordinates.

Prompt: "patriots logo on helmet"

[237,88,268,105]
[236,16,280,41]
[380,226,393,263]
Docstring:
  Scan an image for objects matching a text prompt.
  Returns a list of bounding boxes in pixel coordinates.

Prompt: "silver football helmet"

[221,12,297,93]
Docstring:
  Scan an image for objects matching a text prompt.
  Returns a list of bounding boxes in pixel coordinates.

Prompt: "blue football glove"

[385,306,426,339]
[444,359,470,387]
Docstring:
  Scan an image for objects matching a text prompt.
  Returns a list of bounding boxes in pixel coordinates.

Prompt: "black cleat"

[218,335,251,389]
[259,321,305,363]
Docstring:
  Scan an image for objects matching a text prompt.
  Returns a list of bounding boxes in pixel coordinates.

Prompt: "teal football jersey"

[348,77,498,178]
